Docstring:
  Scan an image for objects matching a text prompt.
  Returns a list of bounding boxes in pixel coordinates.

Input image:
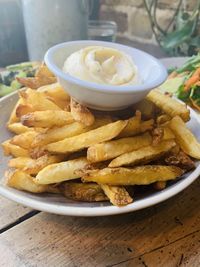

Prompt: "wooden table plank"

[0,196,32,231]
[0,179,199,267]
[119,229,200,267]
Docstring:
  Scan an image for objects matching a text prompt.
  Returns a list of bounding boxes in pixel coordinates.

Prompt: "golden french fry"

[109,140,176,167]
[35,157,89,184]
[169,116,200,159]
[119,118,154,138]
[21,110,74,128]
[7,122,33,134]
[87,132,152,163]
[32,116,112,147]
[10,131,38,149]
[146,89,190,122]
[16,104,35,118]
[82,165,184,185]
[70,98,95,126]
[23,88,61,109]
[163,126,175,140]
[17,76,56,89]
[8,155,64,175]
[100,184,133,206]
[35,62,55,78]
[2,140,29,157]
[60,182,108,202]
[7,98,24,124]
[6,170,57,193]
[37,83,70,110]
[47,120,127,154]
[8,157,34,169]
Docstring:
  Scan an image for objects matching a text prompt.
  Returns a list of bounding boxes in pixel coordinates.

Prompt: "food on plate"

[2,63,200,207]
[160,53,200,111]
[147,89,190,122]
[169,116,200,159]
[109,140,176,167]
[0,61,40,97]
[46,120,127,154]
[82,166,184,185]
[63,46,139,85]
[60,182,108,202]
[70,98,95,126]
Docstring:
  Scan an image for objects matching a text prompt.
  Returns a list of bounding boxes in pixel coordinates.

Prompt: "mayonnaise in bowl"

[63,46,140,86]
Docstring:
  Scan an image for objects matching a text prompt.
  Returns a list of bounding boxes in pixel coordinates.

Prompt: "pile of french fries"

[2,64,200,206]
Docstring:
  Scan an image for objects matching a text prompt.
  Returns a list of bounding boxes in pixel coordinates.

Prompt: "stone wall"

[99,0,196,57]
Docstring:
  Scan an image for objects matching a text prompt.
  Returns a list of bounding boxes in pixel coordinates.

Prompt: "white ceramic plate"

[0,58,199,217]
[0,90,200,216]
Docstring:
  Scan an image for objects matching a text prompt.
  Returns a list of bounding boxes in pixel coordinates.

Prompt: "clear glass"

[88,20,117,42]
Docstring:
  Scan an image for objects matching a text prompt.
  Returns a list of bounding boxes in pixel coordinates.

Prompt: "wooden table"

[1,58,200,267]
[0,177,200,267]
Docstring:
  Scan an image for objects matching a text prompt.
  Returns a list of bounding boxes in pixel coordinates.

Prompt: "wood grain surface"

[0,196,32,231]
[0,178,199,267]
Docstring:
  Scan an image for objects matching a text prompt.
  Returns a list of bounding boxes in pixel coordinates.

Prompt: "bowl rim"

[44,40,168,94]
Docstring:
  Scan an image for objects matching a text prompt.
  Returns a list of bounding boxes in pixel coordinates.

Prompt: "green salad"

[0,62,40,97]
[160,53,200,111]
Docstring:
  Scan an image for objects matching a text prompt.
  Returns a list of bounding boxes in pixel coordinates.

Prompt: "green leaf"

[176,84,191,102]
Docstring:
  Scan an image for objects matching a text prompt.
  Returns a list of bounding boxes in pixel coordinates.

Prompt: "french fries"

[70,98,95,126]
[146,89,190,122]
[109,140,176,167]
[10,131,38,149]
[169,116,200,159]
[87,132,152,163]
[21,110,74,128]
[9,155,64,175]
[82,166,184,185]
[2,73,198,207]
[6,170,59,194]
[35,157,89,184]
[32,116,112,147]
[100,184,133,206]
[46,120,127,154]
[2,140,29,157]
[60,182,108,202]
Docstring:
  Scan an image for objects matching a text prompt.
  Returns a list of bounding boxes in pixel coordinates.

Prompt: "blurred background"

[0,0,199,66]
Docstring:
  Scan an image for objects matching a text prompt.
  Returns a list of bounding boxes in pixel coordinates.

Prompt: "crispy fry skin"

[87,132,152,163]
[16,104,35,118]
[10,131,38,149]
[17,76,56,89]
[6,170,58,193]
[32,117,112,147]
[35,62,55,79]
[164,150,195,171]
[7,123,33,134]
[100,184,133,206]
[46,120,127,154]
[2,140,29,157]
[7,123,46,135]
[19,88,61,112]
[146,89,190,122]
[156,114,171,125]
[60,182,108,202]
[9,155,64,175]
[109,140,176,167]
[37,83,70,110]
[82,166,183,185]
[70,98,95,126]
[7,98,24,124]
[35,157,89,184]
[21,110,74,128]
[151,127,164,146]
[169,116,200,159]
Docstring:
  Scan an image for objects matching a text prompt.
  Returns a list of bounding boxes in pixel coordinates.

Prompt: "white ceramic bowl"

[45,40,167,111]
